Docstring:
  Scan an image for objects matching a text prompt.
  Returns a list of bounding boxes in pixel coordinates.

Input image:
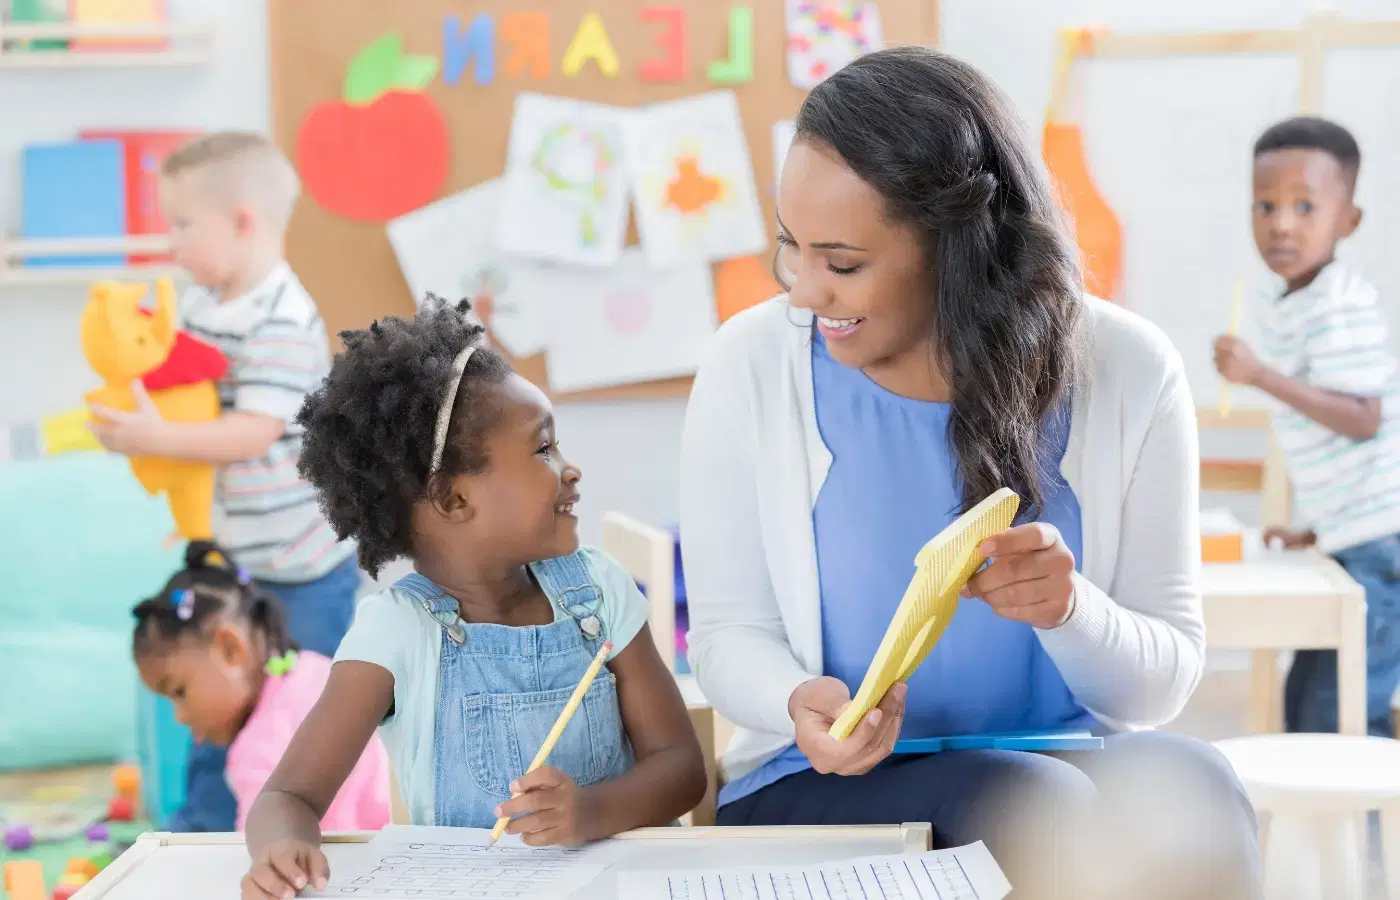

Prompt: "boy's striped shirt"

[179,264,354,582]
[1257,261,1400,553]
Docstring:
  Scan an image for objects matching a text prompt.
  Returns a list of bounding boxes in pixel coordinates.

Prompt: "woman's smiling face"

[776,138,934,372]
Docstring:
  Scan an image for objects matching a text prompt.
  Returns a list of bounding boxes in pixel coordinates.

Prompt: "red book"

[78,130,199,264]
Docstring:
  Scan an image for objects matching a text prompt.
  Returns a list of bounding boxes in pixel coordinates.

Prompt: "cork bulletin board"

[269,1,939,401]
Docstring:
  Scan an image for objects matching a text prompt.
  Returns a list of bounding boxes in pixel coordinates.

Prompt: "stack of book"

[3,0,168,53]
[19,131,198,268]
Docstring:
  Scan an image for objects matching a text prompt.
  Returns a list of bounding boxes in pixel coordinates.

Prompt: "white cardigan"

[678,297,1205,782]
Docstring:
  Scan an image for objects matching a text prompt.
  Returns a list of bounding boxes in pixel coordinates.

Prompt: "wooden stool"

[1216,735,1400,899]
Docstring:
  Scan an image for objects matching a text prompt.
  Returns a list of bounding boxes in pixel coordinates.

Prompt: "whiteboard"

[1080,54,1297,410]
[1075,44,1400,412]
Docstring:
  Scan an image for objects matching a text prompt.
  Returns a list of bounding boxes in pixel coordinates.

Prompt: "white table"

[1201,551,1367,735]
[74,826,933,900]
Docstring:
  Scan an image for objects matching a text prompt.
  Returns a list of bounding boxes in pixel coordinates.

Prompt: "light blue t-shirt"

[720,333,1094,807]
[334,547,649,825]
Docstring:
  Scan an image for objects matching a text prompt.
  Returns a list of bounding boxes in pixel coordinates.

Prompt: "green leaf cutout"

[393,55,440,92]
[344,33,405,105]
[343,34,439,105]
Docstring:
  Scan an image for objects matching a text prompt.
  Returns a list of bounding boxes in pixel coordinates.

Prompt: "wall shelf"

[0,21,215,68]
[0,236,185,286]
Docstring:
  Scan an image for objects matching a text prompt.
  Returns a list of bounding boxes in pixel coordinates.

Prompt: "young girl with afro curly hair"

[238,297,706,900]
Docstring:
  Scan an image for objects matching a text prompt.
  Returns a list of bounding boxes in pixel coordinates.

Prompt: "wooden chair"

[1198,407,1294,734]
[601,511,723,827]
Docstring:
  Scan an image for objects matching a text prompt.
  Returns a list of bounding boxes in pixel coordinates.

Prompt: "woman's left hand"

[961,523,1076,629]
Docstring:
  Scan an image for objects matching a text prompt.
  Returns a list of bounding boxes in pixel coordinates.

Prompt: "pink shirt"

[226,651,391,832]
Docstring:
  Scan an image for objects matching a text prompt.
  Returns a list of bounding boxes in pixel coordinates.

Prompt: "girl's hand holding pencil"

[489,640,612,847]
[493,767,596,847]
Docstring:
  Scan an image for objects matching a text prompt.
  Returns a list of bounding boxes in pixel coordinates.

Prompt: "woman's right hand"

[789,677,907,776]
[241,838,329,900]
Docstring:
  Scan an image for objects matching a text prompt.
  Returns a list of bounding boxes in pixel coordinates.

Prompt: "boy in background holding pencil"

[1215,116,1400,737]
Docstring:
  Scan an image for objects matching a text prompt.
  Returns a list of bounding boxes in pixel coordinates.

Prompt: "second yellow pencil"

[1219,279,1244,417]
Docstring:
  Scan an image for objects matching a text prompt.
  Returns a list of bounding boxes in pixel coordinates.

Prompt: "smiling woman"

[680,47,1262,900]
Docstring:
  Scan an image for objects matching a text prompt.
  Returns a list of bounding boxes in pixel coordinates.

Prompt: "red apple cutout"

[297,34,450,222]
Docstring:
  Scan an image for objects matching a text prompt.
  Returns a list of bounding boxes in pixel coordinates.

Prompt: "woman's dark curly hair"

[791,47,1087,519]
[296,297,513,577]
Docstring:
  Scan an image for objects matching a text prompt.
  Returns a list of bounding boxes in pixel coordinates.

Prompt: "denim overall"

[393,552,635,827]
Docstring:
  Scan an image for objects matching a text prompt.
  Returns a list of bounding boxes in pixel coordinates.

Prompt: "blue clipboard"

[892,730,1104,755]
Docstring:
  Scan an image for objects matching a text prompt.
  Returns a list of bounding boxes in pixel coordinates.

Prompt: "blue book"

[21,140,127,268]
[893,730,1104,755]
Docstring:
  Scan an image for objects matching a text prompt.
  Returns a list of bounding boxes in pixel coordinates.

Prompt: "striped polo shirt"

[1257,261,1400,553]
[179,264,354,582]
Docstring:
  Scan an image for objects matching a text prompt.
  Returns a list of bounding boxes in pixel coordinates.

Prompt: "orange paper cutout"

[716,255,781,323]
[502,10,550,79]
[665,156,724,214]
[1042,122,1121,301]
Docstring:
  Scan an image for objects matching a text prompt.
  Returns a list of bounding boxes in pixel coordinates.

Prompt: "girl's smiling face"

[450,375,583,566]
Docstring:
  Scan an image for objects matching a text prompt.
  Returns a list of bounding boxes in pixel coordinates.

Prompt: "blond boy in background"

[89,132,358,830]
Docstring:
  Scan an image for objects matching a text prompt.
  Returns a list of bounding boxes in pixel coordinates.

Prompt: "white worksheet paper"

[307,826,624,899]
[533,249,717,393]
[498,94,631,268]
[772,119,796,189]
[621,90,766,268]
[618,842,1011,900]
[385,179,543,358]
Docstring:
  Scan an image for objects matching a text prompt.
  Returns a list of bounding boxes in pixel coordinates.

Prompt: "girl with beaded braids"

[238,297,705,900]
[133,541,390,837]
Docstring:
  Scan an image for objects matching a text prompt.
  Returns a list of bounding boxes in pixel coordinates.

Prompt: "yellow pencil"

[489,640,613,845]
[1219,279,1244,417]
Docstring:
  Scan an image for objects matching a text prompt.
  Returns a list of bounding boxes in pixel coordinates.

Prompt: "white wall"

[0,0,686,550]
[4,0,1398,556]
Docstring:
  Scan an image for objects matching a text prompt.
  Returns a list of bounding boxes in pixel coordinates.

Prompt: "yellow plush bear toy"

[81,278,226,542]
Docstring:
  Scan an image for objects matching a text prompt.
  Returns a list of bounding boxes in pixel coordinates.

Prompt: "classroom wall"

[4,0,1399,561]
[0,0,686,556]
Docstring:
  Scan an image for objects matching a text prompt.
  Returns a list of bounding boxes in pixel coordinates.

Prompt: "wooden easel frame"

[1081,11,1400,114]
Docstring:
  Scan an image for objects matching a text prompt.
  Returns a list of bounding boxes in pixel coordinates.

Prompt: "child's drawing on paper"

[603,289,652,335]
[772,120,797,189]
[385,180,543,358]
[499,94,629,267]
[623,91,766,268]
[785,0,884,90]
[533,250,718,393]
[460,263,504,330]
